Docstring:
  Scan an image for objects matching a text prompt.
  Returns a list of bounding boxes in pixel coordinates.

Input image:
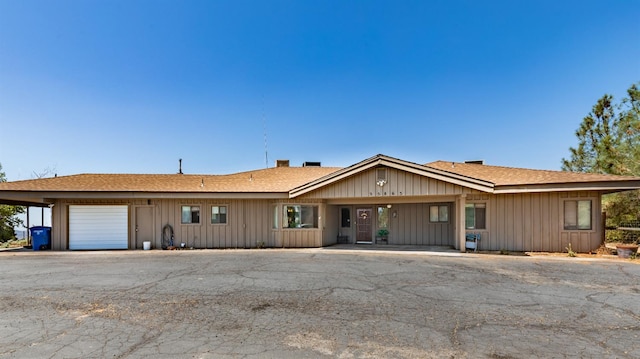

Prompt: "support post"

[26,206,30,246]
[458,194,466,252]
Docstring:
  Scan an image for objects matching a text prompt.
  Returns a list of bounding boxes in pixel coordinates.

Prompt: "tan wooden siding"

[271,201,325,247]
[324,205,339,246]
[299,167,482,199]
[277,229,322,248]
[48,191,604,252]
[160,199,253,249]
[388,203,455,246]
[52,198,324,250]
[467,192,602,253]
[167,199,321,249]
[323,203,455,246]
[51,198,139,250]
[51,201,65,250]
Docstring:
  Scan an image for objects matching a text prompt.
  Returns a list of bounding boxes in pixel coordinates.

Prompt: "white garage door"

[69,205,129,250]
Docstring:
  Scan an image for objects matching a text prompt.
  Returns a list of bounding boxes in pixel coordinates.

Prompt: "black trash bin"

[30,226,51,250]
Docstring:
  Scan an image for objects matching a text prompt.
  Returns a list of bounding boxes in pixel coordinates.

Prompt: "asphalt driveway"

[0,248,638,358]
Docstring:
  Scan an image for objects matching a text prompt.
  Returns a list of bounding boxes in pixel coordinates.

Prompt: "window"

[465,203,486,229]
[341,208,351,228]
[377,206,389,229]
[564,200,592,230]
[284,205,318,228]
[377,168,387,181]
[211,206,227,224]
[429,205,449,222]
[181,205,200,224]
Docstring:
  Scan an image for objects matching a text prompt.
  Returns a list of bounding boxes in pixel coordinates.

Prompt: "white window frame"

[429,205,449,223]
[465,203,486,230]
[211,205,228,225]
[181,205,201,225]
[283,205,319,229]
[563,199,592,231]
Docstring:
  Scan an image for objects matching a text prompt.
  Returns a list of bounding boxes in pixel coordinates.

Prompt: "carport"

[0,197,53,248]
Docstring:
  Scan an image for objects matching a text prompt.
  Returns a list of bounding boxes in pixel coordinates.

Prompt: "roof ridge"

[426,160,563,172]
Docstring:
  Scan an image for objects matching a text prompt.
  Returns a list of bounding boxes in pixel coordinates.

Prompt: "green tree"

[562,82,640,175]
[562,82,640,239]
[0,163,25,242]
[617,84,640,176]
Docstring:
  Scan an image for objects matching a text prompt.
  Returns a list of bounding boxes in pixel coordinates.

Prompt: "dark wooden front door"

[356,208,373,243]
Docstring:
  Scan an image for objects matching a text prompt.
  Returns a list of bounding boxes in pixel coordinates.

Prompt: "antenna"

[262,96,269,168]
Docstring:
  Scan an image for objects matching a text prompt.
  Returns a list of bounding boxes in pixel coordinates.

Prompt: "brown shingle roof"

[2,155,638,197]
[0,167,342,193]
[426,161,640,186]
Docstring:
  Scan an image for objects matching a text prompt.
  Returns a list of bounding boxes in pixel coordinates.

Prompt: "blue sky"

[1,0,639,182]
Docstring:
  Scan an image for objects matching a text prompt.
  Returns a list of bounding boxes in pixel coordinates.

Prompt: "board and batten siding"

[272,201,324,248]
[52,199,139,250]
[157,199,278,249]
[324,205,340,246]
[48,189,603,252]
[467,191,602,253]
[390,203,454,246]
[323,203,455,246]
[51,198,324,250]
[299,167,482,199]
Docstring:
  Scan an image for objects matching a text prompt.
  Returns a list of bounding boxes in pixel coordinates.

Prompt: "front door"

[135,206,154,249]
[356,208,373,243]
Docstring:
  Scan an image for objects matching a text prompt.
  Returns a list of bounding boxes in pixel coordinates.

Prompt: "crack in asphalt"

[0,251,638,358]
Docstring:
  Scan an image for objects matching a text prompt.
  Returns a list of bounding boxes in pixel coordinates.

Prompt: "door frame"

[355,207,373,244]
[133,205,155,249]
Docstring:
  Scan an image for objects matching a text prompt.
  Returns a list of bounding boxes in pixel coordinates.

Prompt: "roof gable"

[289,154,496,197]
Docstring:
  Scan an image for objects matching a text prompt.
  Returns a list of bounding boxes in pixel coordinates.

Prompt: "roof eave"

[0,190,290,202]
[493,181,640,194]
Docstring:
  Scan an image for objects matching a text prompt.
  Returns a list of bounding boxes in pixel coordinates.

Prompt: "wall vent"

[275,160,290,167]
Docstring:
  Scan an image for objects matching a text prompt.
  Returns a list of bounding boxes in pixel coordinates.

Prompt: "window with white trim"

[181,205,200,224]
[284,205,318,228]
[564,200,592,230]
[429,205,449,223]
[465,203,486,229]
[211,206,227,224]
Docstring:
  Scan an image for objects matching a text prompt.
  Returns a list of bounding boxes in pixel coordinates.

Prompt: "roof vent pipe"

[178,158,183,174]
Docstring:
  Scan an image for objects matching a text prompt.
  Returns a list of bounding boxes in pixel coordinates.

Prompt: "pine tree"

[562,82,640,238]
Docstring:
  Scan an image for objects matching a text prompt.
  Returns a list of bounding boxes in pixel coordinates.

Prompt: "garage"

[69,205,129,250]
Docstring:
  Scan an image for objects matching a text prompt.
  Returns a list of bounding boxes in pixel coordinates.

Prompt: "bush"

[606,228,639,244]
[0,238,27,248]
